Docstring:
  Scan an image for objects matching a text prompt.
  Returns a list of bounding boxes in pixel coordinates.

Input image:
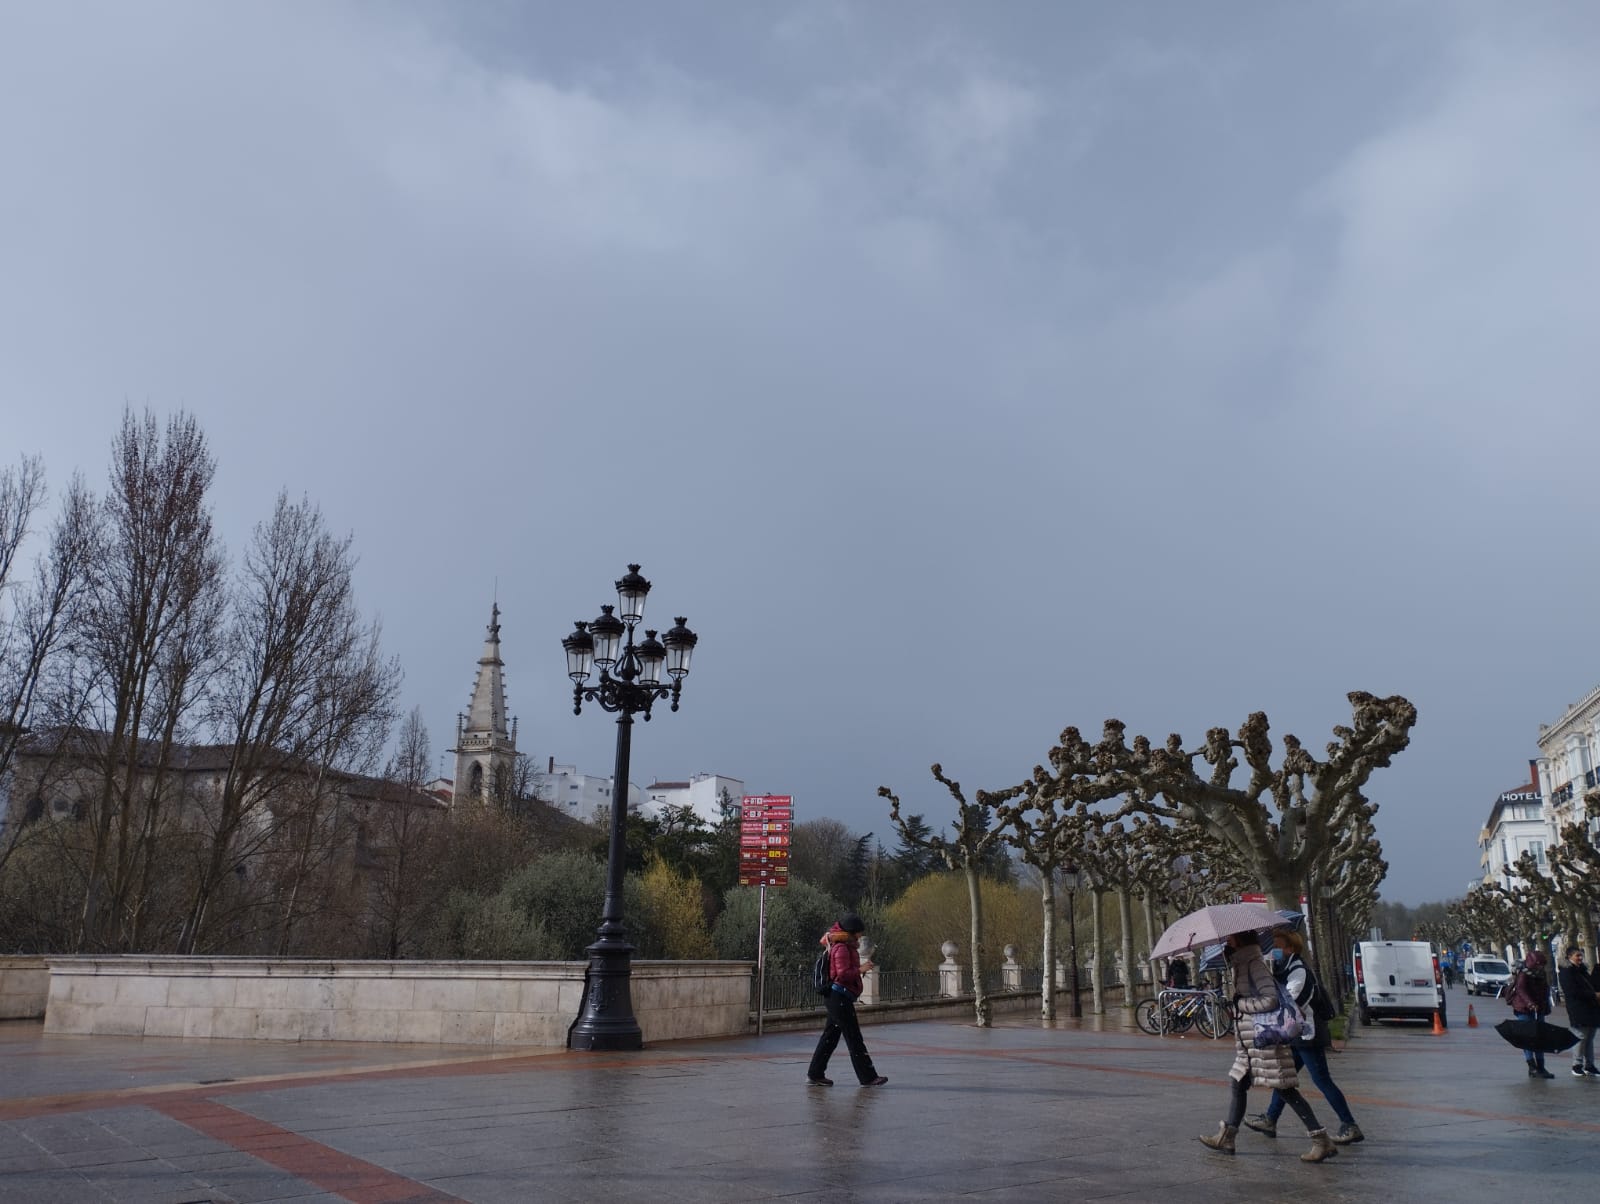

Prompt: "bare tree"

[1,457,97,873]
[992,787,1086,1020]
[881,765,1008,1027]
[175,493,397,952]
[1021,694,1416,911]
[73,410,226,951]
[367,707,446,959]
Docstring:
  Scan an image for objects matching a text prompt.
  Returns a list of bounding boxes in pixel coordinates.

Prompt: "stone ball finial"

[1004,944,1017,960]
[941,940,958,960]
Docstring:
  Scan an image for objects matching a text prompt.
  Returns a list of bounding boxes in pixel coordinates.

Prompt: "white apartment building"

[1477,762,1550,888]
[532,761,642,822]
[643,773,746,825]
[1535,684,1600,838]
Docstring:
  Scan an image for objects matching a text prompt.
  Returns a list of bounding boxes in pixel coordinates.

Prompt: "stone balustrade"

[42,957,753,1047]
[0,955,49,1020]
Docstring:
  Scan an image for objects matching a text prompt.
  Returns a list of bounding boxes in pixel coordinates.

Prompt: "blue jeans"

[1265,1044,1355,1127]
[1515,1011,1545,1068]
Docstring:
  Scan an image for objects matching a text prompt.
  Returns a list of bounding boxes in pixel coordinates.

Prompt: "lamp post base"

[567,941,643,1051]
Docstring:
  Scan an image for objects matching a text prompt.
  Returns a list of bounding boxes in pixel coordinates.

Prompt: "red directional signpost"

[741,795,793,1035]
[739,795,792,887]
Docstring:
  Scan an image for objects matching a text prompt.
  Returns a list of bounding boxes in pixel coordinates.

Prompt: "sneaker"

[1332,1123,1364,1145]
[1573,1065,1587,1078]
[1585,1066,1600,1077]
[862,1075,888,1087]
[807,1075,833,1086]
[1535,1067,1556,1079]
[1242,1113,1278,1137]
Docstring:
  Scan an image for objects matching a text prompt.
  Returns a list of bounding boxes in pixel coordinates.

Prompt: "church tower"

[450,602,518,806]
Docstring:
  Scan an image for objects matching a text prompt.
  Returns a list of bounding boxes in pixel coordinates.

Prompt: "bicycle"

[1135,988,1234,1038]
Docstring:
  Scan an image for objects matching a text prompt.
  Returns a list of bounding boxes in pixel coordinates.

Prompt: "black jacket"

[1559,962,1600,1028]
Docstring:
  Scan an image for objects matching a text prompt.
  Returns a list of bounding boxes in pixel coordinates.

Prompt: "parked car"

[1463,956,1513,997]
[1353,940,1445,1026]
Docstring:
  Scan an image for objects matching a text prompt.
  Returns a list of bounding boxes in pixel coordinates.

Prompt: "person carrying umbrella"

[1506,950,1556,1078]
[1198,930,1338,1163]
[1243,926,1363,1145]
[1557,947,1599,1077]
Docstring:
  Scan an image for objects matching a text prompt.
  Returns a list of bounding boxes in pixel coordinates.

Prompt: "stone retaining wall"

[0,955,49,1020]
[43,957,753,1046]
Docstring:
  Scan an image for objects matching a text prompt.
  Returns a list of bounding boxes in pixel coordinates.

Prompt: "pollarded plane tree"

[1450,884,1519,963]
[1024,693,1416,915]
[990,783,1089,1022]
[1126,814,1254,984]
[1546,791,1600,962]
[881,766,1010,1027]
[1495,852,1562,960]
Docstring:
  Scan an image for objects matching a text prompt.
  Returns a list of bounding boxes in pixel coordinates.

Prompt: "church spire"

[450,601,518,806]
[465,601,509,739]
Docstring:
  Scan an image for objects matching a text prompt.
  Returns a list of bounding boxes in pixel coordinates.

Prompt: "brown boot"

[1302,1129,1338,1163]
[1198,1122,1237,1154]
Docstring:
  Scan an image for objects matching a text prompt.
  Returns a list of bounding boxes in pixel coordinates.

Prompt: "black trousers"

[808,990,879,1084]
[1226,1070,1319,1131]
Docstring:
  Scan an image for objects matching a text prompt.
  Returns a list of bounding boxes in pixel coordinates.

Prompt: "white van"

[1354,940,1445,1026]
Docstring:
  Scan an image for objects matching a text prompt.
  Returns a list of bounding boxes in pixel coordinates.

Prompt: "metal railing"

[752,966,1038,1013]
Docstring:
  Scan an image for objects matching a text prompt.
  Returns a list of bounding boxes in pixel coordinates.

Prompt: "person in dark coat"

[1198,931,1336,1162]
[806,913,887,1088]
[1507,949,1555,1078]
[1558,947,1600,1077]
[1244,927,1363,1144]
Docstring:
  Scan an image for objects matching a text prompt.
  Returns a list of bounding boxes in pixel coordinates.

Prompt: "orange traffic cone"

[1432,1010,1445,1035]
[1468,1004,1478,1028]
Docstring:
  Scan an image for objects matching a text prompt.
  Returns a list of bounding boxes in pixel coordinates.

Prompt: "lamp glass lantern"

[615,564,651,625]
[563,622,595,682]
[663,617,698,680]
[635,631,666,687]
[590,605,625,669]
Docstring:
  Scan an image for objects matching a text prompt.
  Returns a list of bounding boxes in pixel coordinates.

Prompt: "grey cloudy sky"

[4,2,1598,905]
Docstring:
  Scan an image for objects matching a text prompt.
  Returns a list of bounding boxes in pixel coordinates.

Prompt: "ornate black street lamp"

[1062,865,1083,1020]
[561,564,697,1050]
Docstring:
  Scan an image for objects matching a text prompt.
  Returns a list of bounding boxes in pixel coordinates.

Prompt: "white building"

[1477,762,1550,888]
[1535,685,1600,838]
[532,760,642,822]
[643,773,745,825]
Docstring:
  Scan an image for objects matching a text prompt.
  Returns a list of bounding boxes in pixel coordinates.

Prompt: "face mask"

[1269,948,1286,964]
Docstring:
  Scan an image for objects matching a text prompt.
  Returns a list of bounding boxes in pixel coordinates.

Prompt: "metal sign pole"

[756,884,768,1037]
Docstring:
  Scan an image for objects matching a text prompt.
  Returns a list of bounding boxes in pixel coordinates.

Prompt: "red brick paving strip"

[149,1097,463,1204]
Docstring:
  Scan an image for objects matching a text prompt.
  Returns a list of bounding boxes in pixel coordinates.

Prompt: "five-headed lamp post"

[561,564,697,1050]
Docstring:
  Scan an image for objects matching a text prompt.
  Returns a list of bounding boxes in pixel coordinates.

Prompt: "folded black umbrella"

[1494,1017,1579,1055]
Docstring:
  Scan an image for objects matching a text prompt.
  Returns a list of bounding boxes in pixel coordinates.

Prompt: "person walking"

[1243,927,1363,1145]
[1557,946,1599,1077]
[1507,949,1555,1078]
[807,912,887,1088]
[1198,931,1337,1163]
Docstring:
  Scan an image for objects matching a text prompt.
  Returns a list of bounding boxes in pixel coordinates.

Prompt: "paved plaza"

[2,983,1598,1203]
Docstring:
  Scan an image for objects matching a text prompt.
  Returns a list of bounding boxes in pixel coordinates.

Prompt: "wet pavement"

[1,982,1596,1202]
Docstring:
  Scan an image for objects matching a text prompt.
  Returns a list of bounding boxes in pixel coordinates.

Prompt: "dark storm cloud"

[3,1,1598,903]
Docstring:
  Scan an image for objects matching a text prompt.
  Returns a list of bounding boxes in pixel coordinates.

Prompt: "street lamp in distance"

[561,564,698,1051]
[1062,865,1083,1020]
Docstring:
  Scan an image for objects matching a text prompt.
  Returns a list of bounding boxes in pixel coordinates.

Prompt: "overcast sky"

[4,2,1598,906]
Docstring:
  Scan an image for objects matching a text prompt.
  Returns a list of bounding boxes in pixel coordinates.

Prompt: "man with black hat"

[807,912,888,1088]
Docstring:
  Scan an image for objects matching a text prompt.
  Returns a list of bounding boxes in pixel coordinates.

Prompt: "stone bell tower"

[449,602,518,806]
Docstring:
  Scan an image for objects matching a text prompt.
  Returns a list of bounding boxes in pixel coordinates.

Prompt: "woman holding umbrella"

[1199,930,1338,1162]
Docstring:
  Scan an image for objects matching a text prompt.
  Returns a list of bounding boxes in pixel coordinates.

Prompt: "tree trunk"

[1090,889,1105,1014]
[1118,886,1136,1010]
[1040,867,1056,1021]
[966,862,990,1027]
[1142,894,1159,988]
